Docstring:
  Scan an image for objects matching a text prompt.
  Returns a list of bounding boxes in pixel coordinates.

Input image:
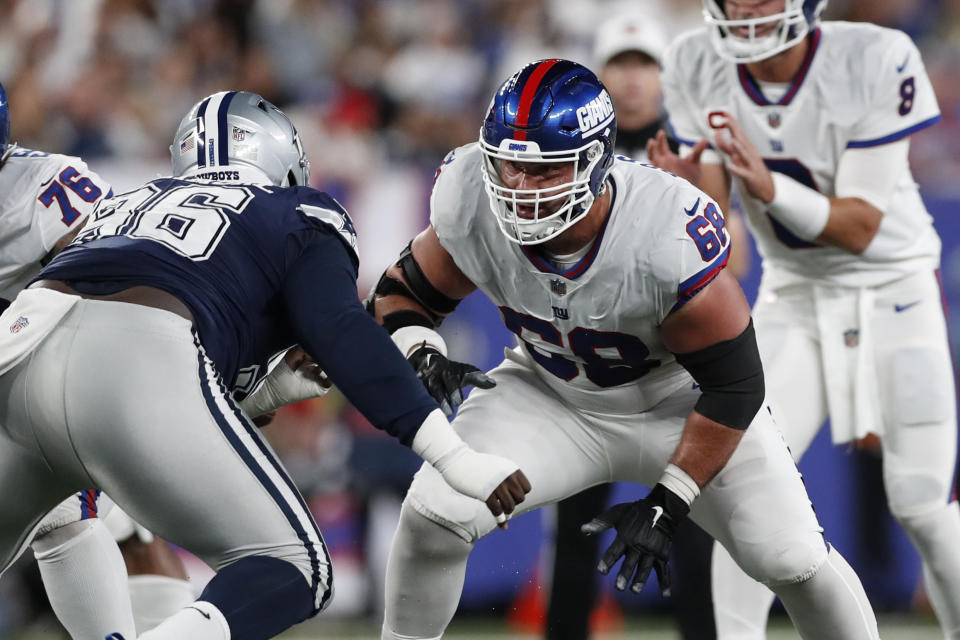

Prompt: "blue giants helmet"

[0,82,10,159]
[480,59,617,245]
[703,0,827,63]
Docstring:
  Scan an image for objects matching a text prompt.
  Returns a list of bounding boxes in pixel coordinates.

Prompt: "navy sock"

[199,556,316,640]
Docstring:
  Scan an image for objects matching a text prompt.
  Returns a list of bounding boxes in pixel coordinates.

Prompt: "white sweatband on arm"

[659,463,700,507]
[411,409,520,501]
[767,172,831,241]
[835,138,909,213]
[391,325,447,358]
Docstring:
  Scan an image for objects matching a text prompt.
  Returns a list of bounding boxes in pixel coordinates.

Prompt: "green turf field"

[275,613,940,639]
[6,613,942,639]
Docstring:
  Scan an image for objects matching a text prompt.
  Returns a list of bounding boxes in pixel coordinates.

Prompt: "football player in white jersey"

[0,80,147,639]
[0,79,200,638]
[370,58,881,640]
[650,1,960,638]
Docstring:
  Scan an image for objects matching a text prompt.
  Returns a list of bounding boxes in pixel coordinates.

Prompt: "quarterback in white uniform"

[651,1,960,638]
[370,59,881,640]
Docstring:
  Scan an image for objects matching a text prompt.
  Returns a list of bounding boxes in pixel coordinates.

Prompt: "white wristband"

[392,325,447,358]
[659,464,700,507]
[411,408,465,465]
[411,408,520,501]
[767,172,831,242]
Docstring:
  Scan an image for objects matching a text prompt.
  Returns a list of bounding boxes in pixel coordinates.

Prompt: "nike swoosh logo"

[683,198,700,216]
[897,53,910,73]
[188,606,212,620]
[894,300,921,313]
[651,505,664,528]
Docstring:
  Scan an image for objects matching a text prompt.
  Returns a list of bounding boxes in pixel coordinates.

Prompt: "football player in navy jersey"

[0,90,529,640]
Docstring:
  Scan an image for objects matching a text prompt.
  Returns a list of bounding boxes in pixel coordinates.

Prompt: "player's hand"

[486,470,532,530]
[646,129,709,186]
[581,484,689,596]
[239,346,332,418]
[709,112,775,203]
[408,344,496,417]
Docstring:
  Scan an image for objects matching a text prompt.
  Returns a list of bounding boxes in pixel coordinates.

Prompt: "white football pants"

[713,270,960,639]
[382,355,879,639]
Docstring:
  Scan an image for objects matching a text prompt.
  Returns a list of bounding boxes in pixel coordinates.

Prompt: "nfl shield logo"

[232,126,246,142]
[768,112,782,128]
[843,329,859,347]
[9,316,29,334]
[550,279,567,296]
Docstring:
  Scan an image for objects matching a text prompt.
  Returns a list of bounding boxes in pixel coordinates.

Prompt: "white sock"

[774,546,879,640]
[711,540,775,640]
[128,575,196,634]
[898,501,960,639]
[381,503,473,639]
[138,600,230,640]
[33,519,137,640]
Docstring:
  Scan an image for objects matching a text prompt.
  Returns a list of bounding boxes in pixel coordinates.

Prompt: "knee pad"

[398,501,475,559]
[31,519,97,555]
[886,470,950,521]
[731,530,828,588]
[34,491,109,539]
[405,462,494,543]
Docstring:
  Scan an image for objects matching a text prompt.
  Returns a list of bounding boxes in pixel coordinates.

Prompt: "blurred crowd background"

[2,0,960,636]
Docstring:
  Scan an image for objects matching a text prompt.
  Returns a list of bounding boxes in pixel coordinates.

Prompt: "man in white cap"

[593,13,670,160]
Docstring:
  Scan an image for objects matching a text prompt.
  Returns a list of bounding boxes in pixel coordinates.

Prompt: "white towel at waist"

[0,288,79,376]
[813,284,881,444]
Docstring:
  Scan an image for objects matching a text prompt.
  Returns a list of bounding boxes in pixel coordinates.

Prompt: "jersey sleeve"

[847,30,940,149]
[660,39,722,164]
[428,144,490,284]
[429,146,471,246]
[35,156,112,253]
[282,228,437,445]
[649,186,731,323]
[293,187,360,268]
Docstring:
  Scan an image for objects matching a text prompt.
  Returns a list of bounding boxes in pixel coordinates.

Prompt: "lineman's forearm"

[668,411,745,489]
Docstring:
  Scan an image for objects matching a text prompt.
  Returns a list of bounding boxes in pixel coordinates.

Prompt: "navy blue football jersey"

[39,178,435,443]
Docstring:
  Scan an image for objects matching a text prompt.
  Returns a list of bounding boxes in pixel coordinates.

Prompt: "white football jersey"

[0,147,111,300]
[430,143,731,414]
[662,22,941,288]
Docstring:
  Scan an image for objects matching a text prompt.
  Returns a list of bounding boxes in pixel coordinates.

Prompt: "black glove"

[581,483,690,596]
[408,344,496,417]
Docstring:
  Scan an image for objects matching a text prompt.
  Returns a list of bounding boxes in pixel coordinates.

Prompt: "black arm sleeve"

[673,319,765,431]
[282,231,438,445]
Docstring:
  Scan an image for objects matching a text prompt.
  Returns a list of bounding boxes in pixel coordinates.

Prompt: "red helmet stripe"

[513,59,561,141]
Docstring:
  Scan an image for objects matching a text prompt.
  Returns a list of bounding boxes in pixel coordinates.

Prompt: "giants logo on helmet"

[575,90,615,137]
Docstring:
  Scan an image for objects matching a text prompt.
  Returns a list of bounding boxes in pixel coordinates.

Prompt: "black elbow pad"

[673,319,765,430]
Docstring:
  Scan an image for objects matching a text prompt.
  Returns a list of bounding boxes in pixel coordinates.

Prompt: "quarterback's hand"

[408,344,496,417]
[239,346,331,418]
[582,484,690,596]
[646,129,708,185]
[710,112,775,203]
